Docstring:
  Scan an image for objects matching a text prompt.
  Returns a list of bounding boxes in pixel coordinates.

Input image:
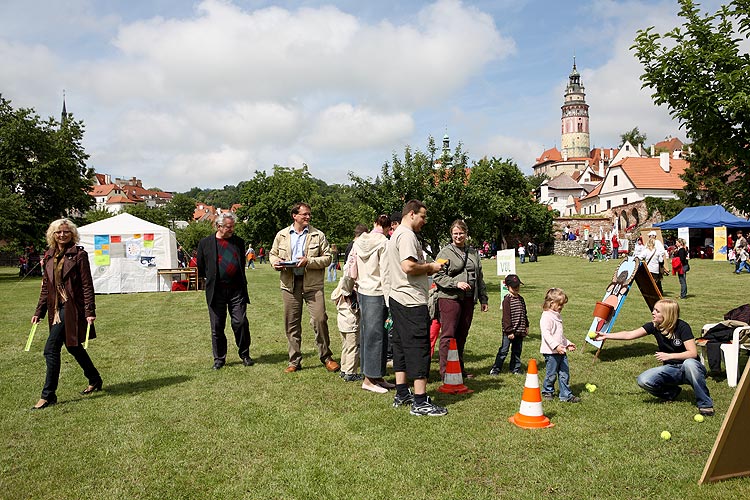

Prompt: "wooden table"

[157,267,200,290]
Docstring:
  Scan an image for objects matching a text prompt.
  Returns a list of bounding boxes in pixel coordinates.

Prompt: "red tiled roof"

[653,137,684,154]
[535,147,562,165]
[106,195,134,204]
[90,184,120,196]
[615,157,688,189]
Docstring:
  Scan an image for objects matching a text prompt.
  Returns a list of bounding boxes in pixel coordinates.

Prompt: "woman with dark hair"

[595,298,713,416]
[353,214,393,393]
[672,238,689,299]
[30,218,102,410]
[433,220,489,379]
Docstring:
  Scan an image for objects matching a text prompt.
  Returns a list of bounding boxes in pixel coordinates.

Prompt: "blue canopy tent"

[655,205,750,229]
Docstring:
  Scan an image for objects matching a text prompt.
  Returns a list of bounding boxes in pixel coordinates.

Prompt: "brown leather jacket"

[34,244,96,347]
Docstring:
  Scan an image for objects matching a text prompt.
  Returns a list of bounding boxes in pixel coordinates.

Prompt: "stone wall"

[552,200,664,255]
[553,240,589,258]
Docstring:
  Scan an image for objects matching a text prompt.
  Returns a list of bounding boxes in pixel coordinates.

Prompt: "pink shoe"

[361,381,388,394]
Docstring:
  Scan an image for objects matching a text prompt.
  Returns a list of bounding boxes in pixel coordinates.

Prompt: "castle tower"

[560,59,590,159]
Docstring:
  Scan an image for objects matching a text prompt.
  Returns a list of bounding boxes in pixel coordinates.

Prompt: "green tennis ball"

[587,384,597,393]
[588,331,597,339]
[661,431,671,440]
[694,414,705,423]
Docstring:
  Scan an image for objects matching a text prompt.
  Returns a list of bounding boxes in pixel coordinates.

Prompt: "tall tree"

[632,0,750,212]
[123,204,169,227]
[465,157,554,250]
[236,165,323,246]
[165,193,197,225]
[349,137,471,257]
[620,127,648,148]
[0,97,95,246]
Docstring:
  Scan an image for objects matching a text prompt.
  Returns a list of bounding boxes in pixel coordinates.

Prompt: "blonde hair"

[646,238,655,251]
[543,287,568,311]
[655,298,680,339]
[45,218,80,249]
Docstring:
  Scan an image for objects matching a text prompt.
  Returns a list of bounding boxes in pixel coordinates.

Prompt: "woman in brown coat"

[31,218,102,410]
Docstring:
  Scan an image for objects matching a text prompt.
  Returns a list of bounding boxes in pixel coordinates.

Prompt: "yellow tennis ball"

[587,384,597,393]
[660,431,671,440]
[588,331,597,339]
[694,414,705,423]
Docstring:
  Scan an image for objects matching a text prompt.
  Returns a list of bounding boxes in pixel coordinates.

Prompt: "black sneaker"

[542,392,553,401]
[242,357,255,367]
[343,373,365,382]
[392,390,414,408]
[410,397,448,417]
[699,407,715,417]
[563,395,581,403]
[489,367,501,376]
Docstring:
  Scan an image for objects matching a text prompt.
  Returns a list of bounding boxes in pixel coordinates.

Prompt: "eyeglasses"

[296,212,312,217]
[54,231,72,235]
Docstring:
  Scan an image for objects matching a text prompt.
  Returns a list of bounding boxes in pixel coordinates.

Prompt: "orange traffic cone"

[508,359,554,429]
[438,338,473,394]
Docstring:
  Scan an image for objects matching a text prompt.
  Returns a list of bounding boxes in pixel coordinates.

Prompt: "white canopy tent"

[77,213,178,293]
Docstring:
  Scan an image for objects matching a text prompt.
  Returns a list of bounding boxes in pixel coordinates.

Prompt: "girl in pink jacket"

[539,288,581,402]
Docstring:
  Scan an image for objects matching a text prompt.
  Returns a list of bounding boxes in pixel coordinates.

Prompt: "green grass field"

[1,255,748,499]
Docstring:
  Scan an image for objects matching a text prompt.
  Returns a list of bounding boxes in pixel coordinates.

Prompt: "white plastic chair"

[700,323,750,387]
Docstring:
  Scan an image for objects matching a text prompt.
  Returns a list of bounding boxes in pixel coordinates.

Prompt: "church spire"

[61,90,68,125]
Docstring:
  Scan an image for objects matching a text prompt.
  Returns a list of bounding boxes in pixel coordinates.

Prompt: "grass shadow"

[588,342,656,362]
[104,375,193,396]
[249,352,293,366]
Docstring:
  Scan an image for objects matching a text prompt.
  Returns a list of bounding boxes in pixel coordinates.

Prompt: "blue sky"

[0,0,714,191]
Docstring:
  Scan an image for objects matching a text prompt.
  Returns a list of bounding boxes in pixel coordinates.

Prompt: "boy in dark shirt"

[489,274,528,375]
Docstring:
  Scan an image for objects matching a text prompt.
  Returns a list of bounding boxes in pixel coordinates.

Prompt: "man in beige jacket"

[270,202,340,373]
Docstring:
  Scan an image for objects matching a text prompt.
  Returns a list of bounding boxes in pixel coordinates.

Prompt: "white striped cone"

[438,338,473,394]
[509,359,553,428]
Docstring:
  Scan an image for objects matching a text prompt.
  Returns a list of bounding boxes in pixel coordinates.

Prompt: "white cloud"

[305,104,413,150]
[0,0,511,191]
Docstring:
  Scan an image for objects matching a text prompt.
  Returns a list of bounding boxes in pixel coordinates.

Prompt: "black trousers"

[208,285,251,363]
[41,305,101,401]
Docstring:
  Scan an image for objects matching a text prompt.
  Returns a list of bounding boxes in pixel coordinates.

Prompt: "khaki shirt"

[383,225,429,306]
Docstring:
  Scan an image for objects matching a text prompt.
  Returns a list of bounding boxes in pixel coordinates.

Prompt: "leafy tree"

[83,208,114,224]
[122,204,169,227]
[236,165,324,247]
[620,127,648,148]
[632,0,750,212]
[165,193,197,225]
[316,184,374,247]
[0,185,33,251]
[0,97,95,246]
[350,137,471,257]
[644,196,686,222]
[175,221,214,253]
[465,157,554,250]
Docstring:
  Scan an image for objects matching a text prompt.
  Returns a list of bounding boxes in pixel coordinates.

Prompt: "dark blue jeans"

[636,359,713,408]
[678,272,687,298]
[493,335,523,373]
[41,305,101,401]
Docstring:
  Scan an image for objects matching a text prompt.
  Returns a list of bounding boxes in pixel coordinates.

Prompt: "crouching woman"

[595,298,714,416]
